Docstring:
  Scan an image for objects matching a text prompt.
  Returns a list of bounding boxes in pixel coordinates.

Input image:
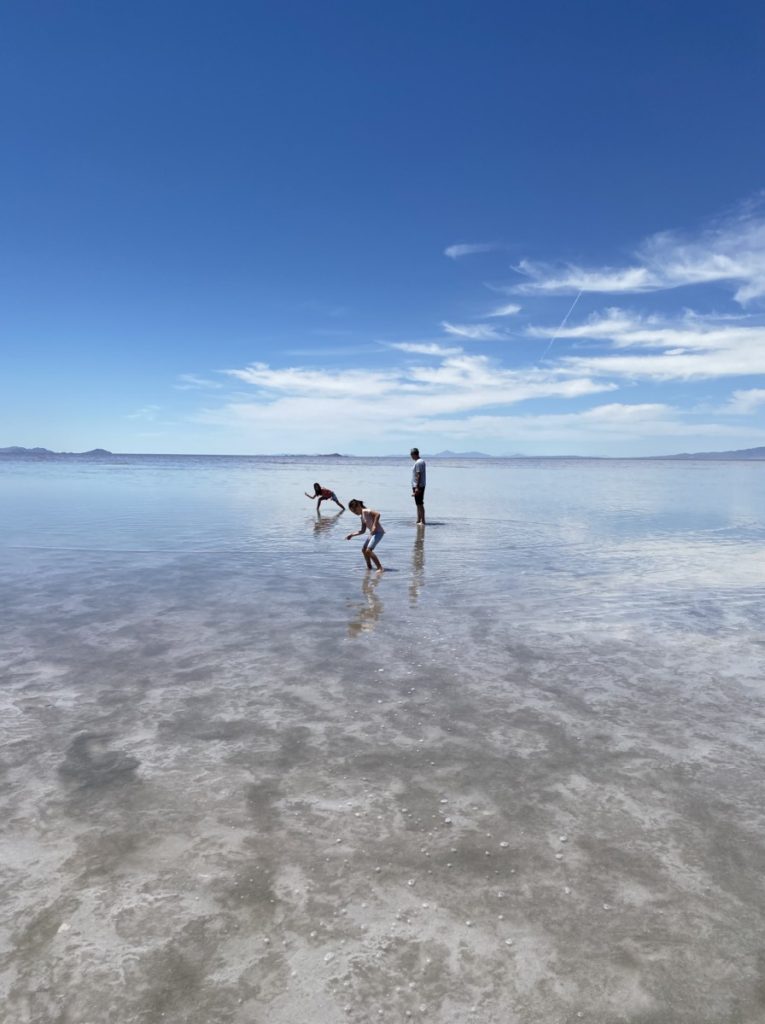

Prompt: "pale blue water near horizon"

[2,455,765,1023]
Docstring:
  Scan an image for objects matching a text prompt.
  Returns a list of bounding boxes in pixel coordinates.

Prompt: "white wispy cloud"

[486,302,522,317]
[444,243,500,260]
[182,200,765,453]
[226,363,400,398]
[423,403,676,434]
[203,351,615,445]
[197,386,762,452]
[441,321,507,341]
[511,202,765,303]
[174,374,223,390]
[528,308,765,381]
[389,342,463,356]
[720,388,765,415]
[515,261,658,295]
[416,405,762,443]
[126,405,161,421]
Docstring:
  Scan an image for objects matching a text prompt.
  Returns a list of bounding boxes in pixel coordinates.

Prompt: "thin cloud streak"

[511,202,765,303]
[225,363,399,398]
[390,342,464,356]
[174,374,224,390]
[444,242,500,260]
[441,321,507,341]
[486,303,522,317]
[126,405,161,420]
[417,406,763,442]
[515,261,658,295]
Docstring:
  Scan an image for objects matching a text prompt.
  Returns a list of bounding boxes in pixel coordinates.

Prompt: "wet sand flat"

[2,456,765,1023]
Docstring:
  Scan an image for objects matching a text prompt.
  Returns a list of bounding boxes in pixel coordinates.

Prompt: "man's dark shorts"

[413,487,425,506]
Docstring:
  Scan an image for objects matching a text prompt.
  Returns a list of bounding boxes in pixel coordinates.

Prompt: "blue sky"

[2,0,765,455]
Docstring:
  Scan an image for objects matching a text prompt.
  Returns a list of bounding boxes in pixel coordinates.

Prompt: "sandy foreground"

[2,547,765,1024]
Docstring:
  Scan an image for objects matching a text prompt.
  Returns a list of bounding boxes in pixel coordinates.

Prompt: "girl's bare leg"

[369,551,383,572]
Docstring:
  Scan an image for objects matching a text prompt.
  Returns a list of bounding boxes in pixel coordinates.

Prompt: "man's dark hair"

[410,448,419,457]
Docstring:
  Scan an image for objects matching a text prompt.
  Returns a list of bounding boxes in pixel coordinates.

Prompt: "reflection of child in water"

[348,574,384,637]
[304,482,345,511]
[346,499,385,572]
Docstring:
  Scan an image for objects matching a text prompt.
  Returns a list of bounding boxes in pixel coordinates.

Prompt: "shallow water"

[2,455,765,1023]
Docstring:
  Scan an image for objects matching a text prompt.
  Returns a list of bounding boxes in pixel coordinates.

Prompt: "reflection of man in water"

[410,447,426,526]
[409,530,425,605]
[348,574,384,637]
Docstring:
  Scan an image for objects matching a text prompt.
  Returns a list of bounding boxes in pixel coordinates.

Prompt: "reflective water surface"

[2,455,765,1023]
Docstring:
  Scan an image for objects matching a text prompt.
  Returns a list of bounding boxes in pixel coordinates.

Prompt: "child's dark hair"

[313,482,322,494]
[348,498,365,511]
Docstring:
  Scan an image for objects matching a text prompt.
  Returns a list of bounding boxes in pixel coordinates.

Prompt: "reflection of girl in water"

[305,482,345,511]
[345,499,385,572]
[348,574,384,636]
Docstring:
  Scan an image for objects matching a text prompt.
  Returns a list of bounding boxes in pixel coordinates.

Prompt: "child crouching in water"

[346,499,385,572]
[305,482,345,511]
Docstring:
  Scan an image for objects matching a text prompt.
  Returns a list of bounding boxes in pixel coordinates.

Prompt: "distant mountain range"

[431,449,495,458]
[433,446,765,460]
[649,445,765,460]
[0,446,113,456]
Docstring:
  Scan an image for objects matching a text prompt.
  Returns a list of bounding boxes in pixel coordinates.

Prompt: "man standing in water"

[410,447,426,526]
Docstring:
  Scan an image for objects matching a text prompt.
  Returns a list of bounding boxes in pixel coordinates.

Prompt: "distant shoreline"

[3,446,765,462]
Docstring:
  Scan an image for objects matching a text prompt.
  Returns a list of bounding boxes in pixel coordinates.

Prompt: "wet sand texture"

[2,458,765,1023]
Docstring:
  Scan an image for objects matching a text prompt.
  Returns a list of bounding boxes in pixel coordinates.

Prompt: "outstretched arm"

[346,522,368,540]
[304,492,317,500]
